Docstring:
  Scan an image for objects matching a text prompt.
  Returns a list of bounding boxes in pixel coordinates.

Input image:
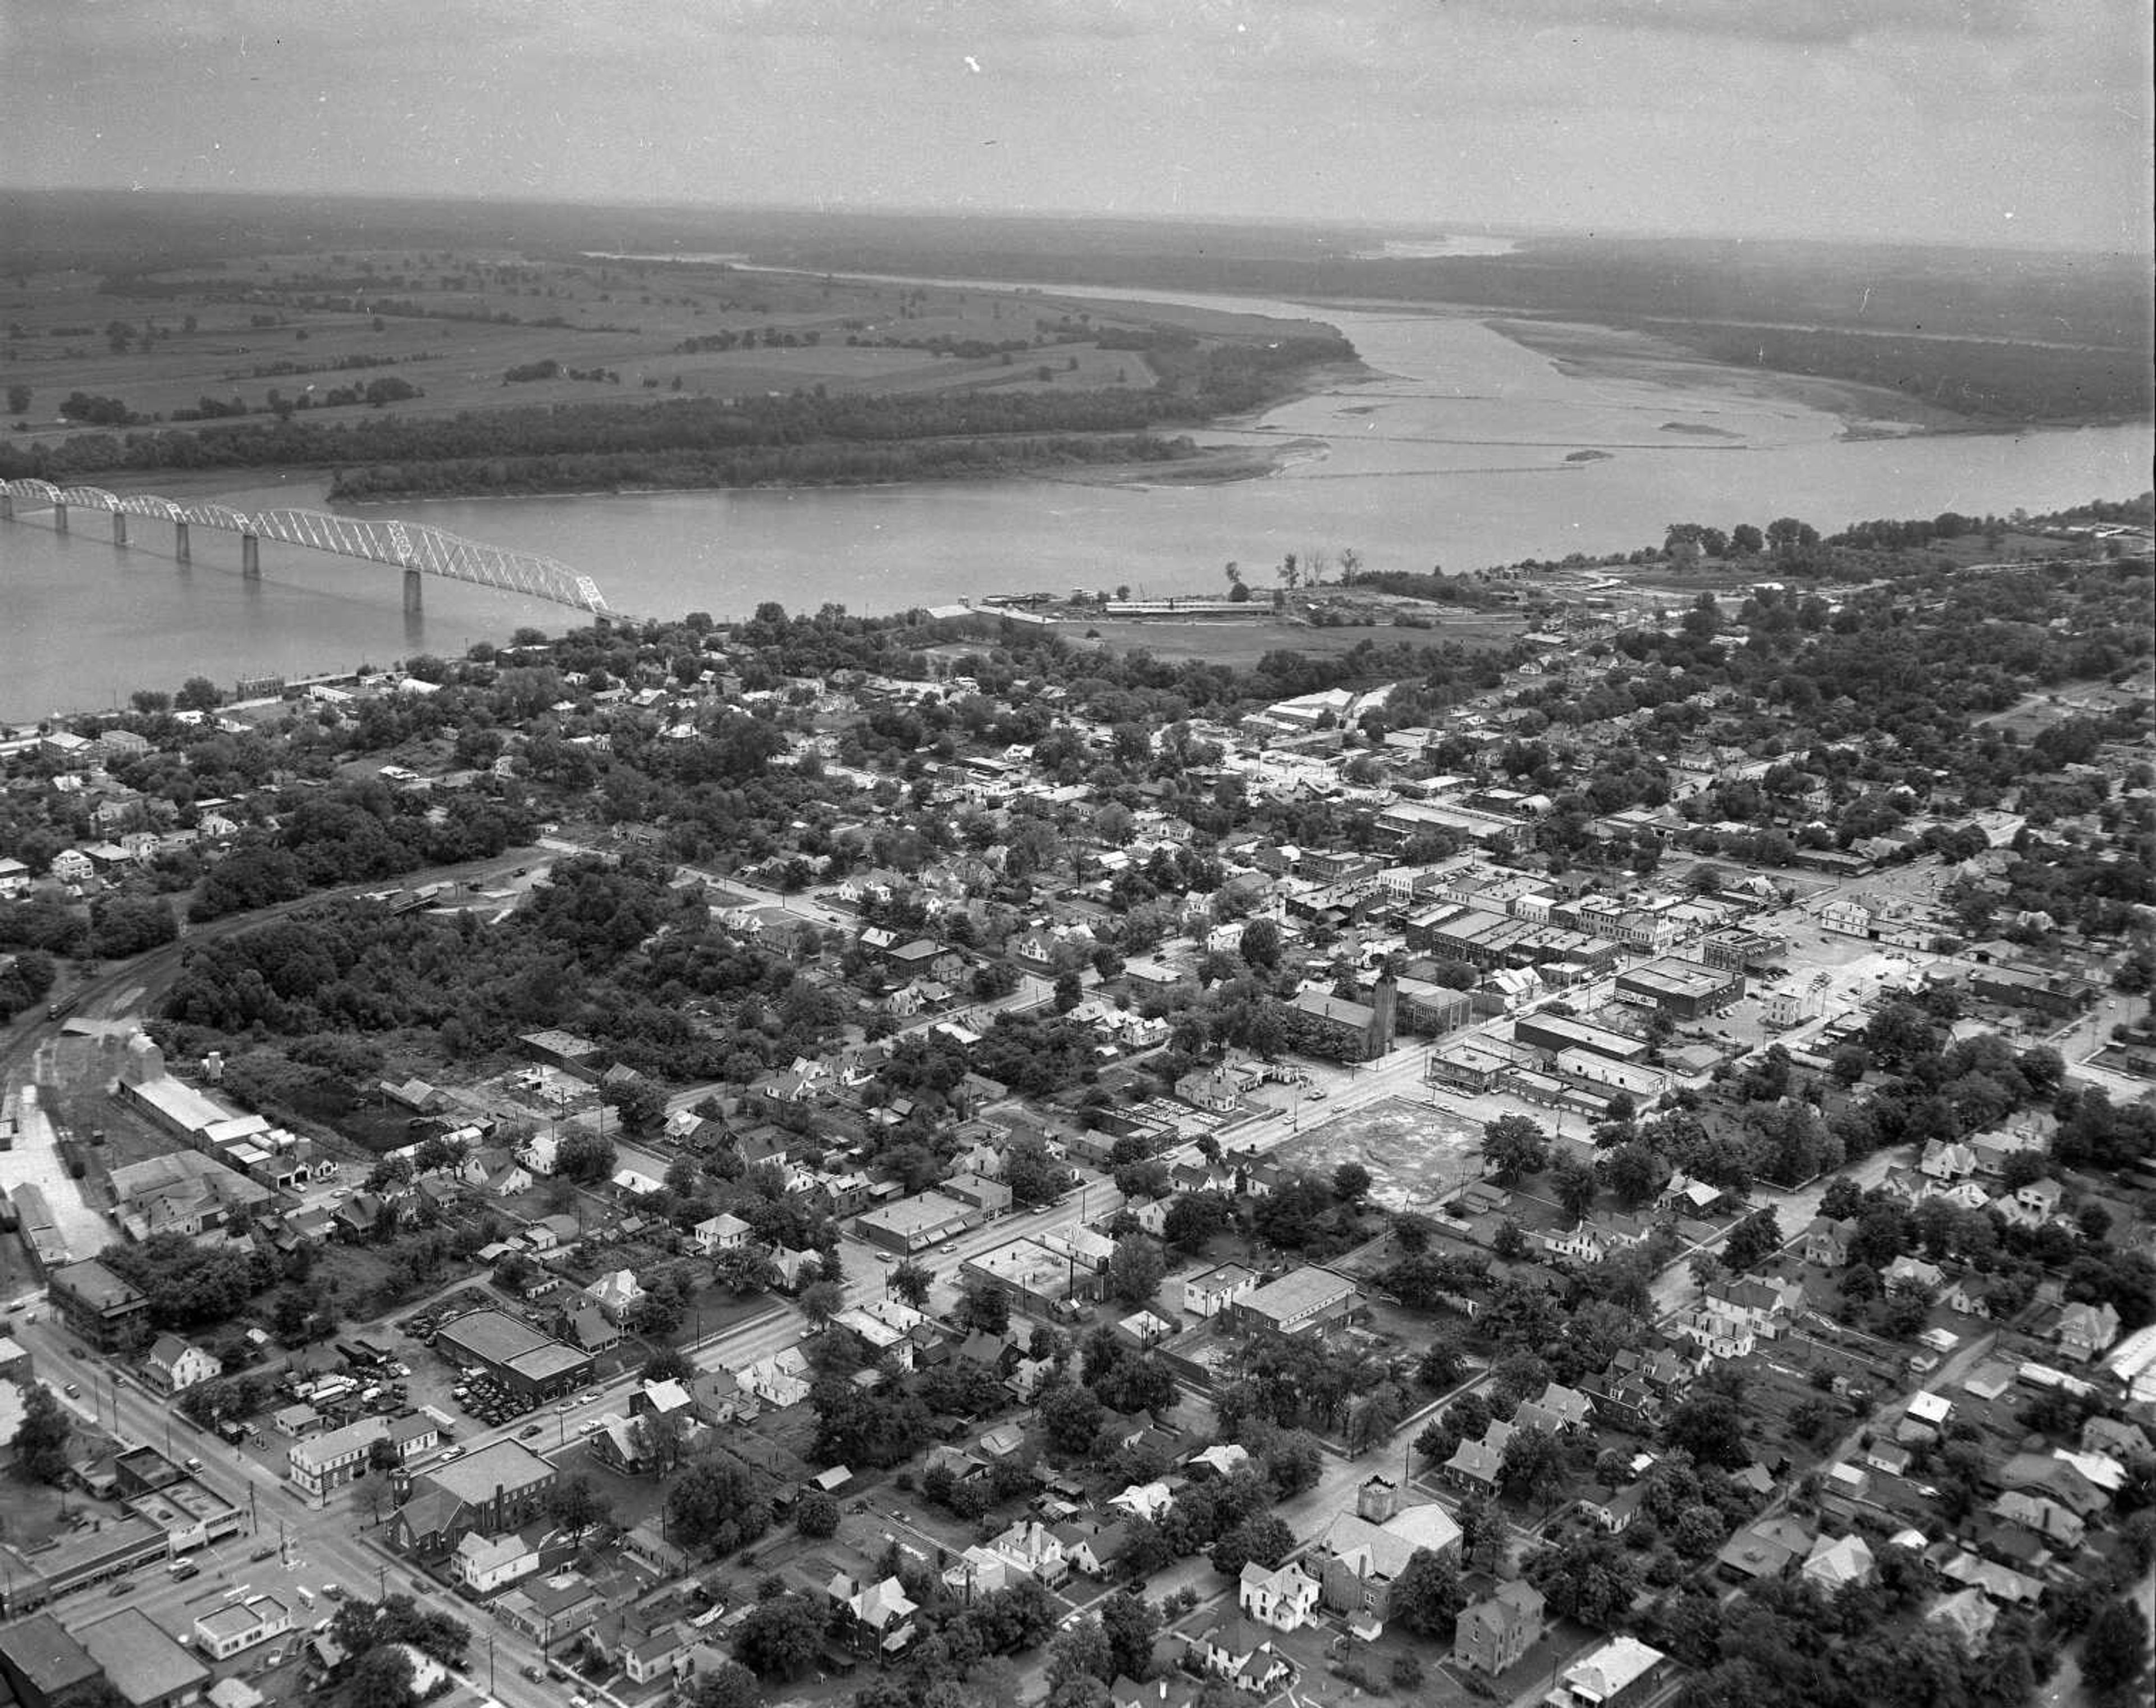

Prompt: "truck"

[47,996,77,1022]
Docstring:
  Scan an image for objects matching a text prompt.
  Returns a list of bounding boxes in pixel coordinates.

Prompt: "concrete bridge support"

[0,491,12,520]
[241,533,260,578]
[111,512,127,546]
[52,503,67,535]
[402,567,423,614]
[175,520,191,563]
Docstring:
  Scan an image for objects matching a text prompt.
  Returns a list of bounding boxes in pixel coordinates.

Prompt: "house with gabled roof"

[1237,1561,1320,1632]
[143,1335,220,1395]
[1191,1617,1290,1695]
[1452,1579,1546,1677]
[825,1573,919,1657]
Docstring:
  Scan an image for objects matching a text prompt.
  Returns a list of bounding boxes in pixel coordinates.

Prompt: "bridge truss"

[2,480,610,615]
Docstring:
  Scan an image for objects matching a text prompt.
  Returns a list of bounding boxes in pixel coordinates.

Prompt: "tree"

[1723,1207,1783,1272]
[796,1490,841,1537]
[1664,1389,1748,1469]
[642,1346,697,1385]
[1552,1154,1598,1223]
[1209,1514,1294,1578]
[1239,917,1281,970]
[961,1275,1012,1335]
[1332,1161,1372,1206]
[344,1645,417,1708]
[366,1437,400,1473]
[1042,1381,1106,1456]
[1106,1236,1167,1309]
[555,1128,616,1184]
[686,1661,761,1708]
[10,1383,72,1483]
[1047,1618,1115,1695]
[6,383,30,416]
[2081,1595,2151,1699]
[1100,1590,1159,1683]
[544,1474,608,1539]
[733,1593,824,1679]
[1482,1115,1549,1183]
[799,1280,845,1331]
[1388,1547,1463,1638]
[1500,1424,1565,1504]
[1163,1191,1232,1253]
[174,675,223,713]
[888,1259,933,1307]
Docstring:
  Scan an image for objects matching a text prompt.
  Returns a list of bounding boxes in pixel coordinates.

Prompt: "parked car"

[518,1424,543,1440]
[250,1545,278,1562]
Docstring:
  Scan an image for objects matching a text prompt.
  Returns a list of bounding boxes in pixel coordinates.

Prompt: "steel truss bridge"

[0,479,610,616]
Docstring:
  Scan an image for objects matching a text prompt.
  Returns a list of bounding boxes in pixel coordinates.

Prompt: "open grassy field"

[1073,611,1523,666]
[0,250,1194,454]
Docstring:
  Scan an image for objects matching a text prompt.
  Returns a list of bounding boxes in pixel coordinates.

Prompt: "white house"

[1238,1561,1321,1632]
[144,1334,221,1394]
[195,1596,292,1660]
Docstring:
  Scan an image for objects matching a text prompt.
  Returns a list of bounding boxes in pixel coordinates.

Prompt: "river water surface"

[2,276,2148,721]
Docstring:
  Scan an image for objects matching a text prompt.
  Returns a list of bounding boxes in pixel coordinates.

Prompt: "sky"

[3,0,2149,252]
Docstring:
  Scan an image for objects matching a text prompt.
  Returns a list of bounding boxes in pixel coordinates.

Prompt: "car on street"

[523,1668,547,1683]
[251,1545,278,1562]
[555,1400,574,1413]
[578,1419,603,1436]
[518,1424,543,1440]
[323,1584,347,1601]
[170,1559,200,1581]
[108,1579,131,1597]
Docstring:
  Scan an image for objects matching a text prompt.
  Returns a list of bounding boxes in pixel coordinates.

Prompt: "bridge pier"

[175,520,191,563]
[241,533,260,578]
[111,512,127,546]
[52,503,67,535]
[402,567,423,614]
[0,492,12,520]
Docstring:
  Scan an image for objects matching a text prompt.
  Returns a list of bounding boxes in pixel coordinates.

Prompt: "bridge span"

[0,479,611,618]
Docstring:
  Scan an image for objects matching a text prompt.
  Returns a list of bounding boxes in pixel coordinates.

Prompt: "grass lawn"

[1069,617,1519,670]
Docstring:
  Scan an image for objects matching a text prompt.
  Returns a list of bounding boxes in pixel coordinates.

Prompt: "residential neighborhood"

[3,518,2155,1708]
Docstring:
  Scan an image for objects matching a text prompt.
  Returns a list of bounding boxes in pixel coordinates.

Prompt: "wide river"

[2,274,2148,721]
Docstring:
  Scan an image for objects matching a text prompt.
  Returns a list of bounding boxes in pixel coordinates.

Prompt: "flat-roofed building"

[855,1190,977,1255]
[0,1616,102,1708]
[75,1609,209,1708]
[46,1261,152,1352]
[1614,958,1744,1020]
[1513,1014,1648,1065]
[432,1309,591,1403]
[192,1595,291,1661]
[1226,1267,1364,1339]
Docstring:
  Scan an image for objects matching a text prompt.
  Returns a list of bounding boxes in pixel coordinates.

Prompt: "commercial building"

[45,1261,152,1352]
[1699,928,1785,974]
[431,1309,592,1403]
[1613,958,1745,1020]
[287,1415,390,1498]
[1226,1267,1364,1339]
[854,1190,977,1255]
[74,1609,209,1708]
[0,1616,105,1708]
[192,1597,291,1662]
[1513,1014,1649,1065]
[0,1519,169,1618]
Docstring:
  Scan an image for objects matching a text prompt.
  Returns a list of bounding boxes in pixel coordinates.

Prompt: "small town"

[1,510,2153,1708]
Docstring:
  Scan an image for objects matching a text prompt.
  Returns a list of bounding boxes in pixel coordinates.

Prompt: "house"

[453,1528,545,1597]
[1925,1587,1999,1651]
[1799,1532,1876,1592]
[1237,1561,1321,1632]
[1174,1068,1241,1113]
[458,1148,532,1198]
[1802,1217,1856,1268]
[1056,1520,1132,1578]
[2054,1301,2122,1362]
[988,1520,1068,1586]
[1191,1617,1290,1695]
[1452,1580,1547,1678]
[826,1573,919,1657]
[1576,1485,1645,1535]
[1547,1636,1666,1708]
[143,1335,220,1395]
[1110,1482,1175,1523]
[583,1268,647,1324]
[691,1213,753,1255]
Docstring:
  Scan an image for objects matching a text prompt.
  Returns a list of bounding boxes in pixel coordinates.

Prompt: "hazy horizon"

[3,1,2149,256]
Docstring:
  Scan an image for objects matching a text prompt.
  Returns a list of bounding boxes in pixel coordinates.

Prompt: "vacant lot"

[1072,614,1520,669]
[1272,1096,1485,1212]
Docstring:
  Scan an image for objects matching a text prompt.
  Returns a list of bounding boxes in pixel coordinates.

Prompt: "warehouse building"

[1614,958,1746,1021]
[431,1309,592,1403]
